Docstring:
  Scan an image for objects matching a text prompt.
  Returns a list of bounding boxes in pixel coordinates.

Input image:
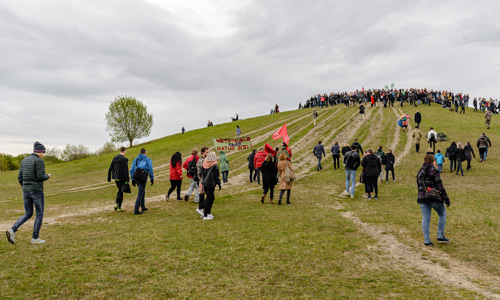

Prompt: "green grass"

[0,104,498,299]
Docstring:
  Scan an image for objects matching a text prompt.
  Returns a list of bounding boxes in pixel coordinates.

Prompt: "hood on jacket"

[114,155,128,163]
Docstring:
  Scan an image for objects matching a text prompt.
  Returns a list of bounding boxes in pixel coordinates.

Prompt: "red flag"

[272,123,290,145]
[362,86,364,92]
[264,143,275,155]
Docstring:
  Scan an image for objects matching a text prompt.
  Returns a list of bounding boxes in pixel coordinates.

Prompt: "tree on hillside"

[105,96,154,147]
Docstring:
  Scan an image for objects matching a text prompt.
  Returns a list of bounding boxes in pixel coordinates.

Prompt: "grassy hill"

[1,104,499,299]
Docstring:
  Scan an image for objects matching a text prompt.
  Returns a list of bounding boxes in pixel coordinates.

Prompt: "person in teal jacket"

[130,148,154,215]
[219,151,230,183]
[434,150,445,173]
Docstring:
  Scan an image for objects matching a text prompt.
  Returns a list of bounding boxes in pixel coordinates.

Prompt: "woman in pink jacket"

[166,152,183,200]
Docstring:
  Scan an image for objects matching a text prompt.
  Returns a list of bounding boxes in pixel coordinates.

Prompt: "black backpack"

[187,156,198,179]
[344,151,357,169]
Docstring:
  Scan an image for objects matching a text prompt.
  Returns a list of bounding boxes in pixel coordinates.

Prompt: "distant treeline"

[0,141,117,172]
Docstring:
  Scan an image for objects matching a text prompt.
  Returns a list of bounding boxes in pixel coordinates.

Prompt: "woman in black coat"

[455,142,465,176]
[361,148,382,199]
[463,142,475,171]
[446,142,457,173]
[260,153,278,204]
[341,143,351,157]
[385,149,396,183]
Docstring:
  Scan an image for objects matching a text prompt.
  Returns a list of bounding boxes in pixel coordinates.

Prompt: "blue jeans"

[345,170,356,196]
[437,164,443,172]
[134,182,147,213]
[222,171,228,183]
[12,190,45,239]
[419,202,447,244]
[316,155,323,171]
[484,147,489,161]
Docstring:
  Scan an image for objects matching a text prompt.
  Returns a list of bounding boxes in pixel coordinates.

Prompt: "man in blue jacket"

[130,148,154,215]
[7,142,51,244]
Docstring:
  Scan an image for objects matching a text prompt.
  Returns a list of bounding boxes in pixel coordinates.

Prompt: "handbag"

[121,181,131,193]
[424,186,442,202]
[133,159,148,183]
[284,161,295,183]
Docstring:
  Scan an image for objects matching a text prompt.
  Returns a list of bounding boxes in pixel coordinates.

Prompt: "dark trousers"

[332,154,340,169]
[263,185,275,199]
[134,182,147,213]
[364,175,378,197]
[316,156,323,171]
[429,140,436,153]
[479,148,486,160]
[386,169,395,181]
[449,159,457,172]
[204,186,215,217]
[222,171,228,183]
[279,190,291,203]
[456,160,464,175]
[415,143,420,153]
[199,193,205,210]
[115,181,124,208]
[466,159,472,170]
[167,179,182,199]
[255,167,261,184]
[249,169,256,182]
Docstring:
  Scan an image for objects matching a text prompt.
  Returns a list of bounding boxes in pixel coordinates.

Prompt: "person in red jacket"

[183,148,200,202]
[166,152,183,201]
[253,148,267,185]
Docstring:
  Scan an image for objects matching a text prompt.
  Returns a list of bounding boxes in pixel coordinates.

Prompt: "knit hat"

[33,141,46,153]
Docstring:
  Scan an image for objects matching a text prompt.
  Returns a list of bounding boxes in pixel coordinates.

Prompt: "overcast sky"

[1,0,499,155]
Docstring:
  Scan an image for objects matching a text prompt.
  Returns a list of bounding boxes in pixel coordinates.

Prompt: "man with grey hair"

[7,141,51,244]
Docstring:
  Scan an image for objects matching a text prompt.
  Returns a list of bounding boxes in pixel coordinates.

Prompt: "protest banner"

[212,136,252,152]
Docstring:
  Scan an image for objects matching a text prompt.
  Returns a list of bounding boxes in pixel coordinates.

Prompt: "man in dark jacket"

[343,145,361,198]
[313,141,326,171]
[108,146,130,212]
[350,139,363,155]
[247,149,257,182]
[414,110,422,128]
[7,142,51,245]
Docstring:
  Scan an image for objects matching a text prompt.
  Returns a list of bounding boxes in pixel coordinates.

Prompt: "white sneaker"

[393,179,396,183]
[203,216,213,221]
[351,194,354,198]
[341,190,349,196]
[31,238,46,244]
[209,214,214,219]
[196,208,204,217]
[6,229,15,244]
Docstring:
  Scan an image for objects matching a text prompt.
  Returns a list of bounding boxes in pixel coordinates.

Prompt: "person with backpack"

[375,146,386,182]
[261,153,278,204]
[6,142,51,245]
[455,142,465,176]
[358,104,365,119]
[130,148,154,215]
[480,133,492,161]
[247,149,257,182]
[107,146,130,212]
[200,151,221,220]
[434,149,445,173]
[412,126,423,153]
[477,133,489,162]
[427,127,438,153]
[361,148,381,199]
[331,141,341,170]
[417,154,450,246]
[313,141,326,171]
[219,151,229,183]
[166,152,183,201]
[463,142,475,171]
[183,148,200,202]
[401,113,411,132]
[276,142,292,161]
[446,142,457,173]
[385,149,396,183]
[253,148,267,185]
[342,145,361,198]
[277,153,294,205]
[195,147,209,217]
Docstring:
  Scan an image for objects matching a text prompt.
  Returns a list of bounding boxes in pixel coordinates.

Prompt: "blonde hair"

[205,151,217,162]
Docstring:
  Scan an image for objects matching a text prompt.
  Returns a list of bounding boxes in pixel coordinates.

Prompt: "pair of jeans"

[186,178,199,201]
[134,182,147,213]
[484,147,489,160]
[386,169,395,181]
[12,190,45,239]
[204,186,215,217]
[316,155,323,171]
[278,190,291,203]
[449,159,456,172]
[345,170,356,196]
[167,179,182,199]
[255,167,261,184]
[332,155,340,169]
[221,171,228,183]
[415,143,420,153]
[437,164,443,172]
[456,160,463,175]
[419,202,447,244]
[479,148,486,160]
[115,181,124,208]
[249,169,256,182]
